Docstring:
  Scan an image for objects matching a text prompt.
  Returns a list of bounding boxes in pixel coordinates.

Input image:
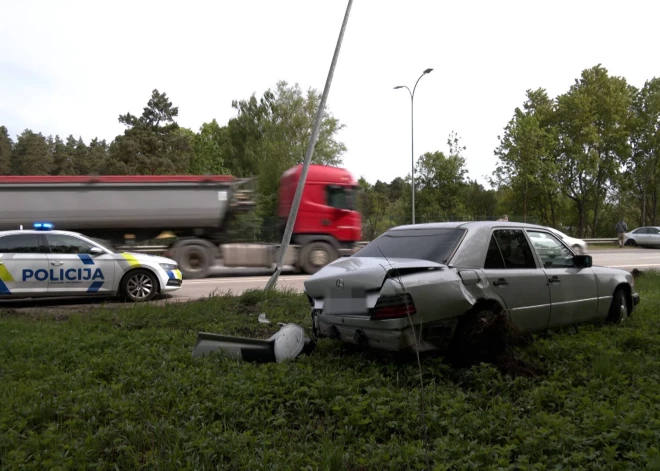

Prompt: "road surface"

[1,248,658,309]
[167,275,309,302]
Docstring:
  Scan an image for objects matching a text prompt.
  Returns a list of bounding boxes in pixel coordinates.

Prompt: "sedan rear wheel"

[606,288,629,324]
[121,269,159,302]
[449,308,508,366]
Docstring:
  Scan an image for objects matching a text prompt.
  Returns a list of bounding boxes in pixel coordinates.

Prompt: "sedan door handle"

[549,276,561,284]
[493,278,508,286]
[50,261,64,266]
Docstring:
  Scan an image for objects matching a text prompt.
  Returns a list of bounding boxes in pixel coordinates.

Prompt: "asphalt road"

[1,248,659,310]
[167,275,309,302]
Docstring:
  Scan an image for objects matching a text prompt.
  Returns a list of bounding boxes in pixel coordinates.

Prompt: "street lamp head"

[423,68,433,74]
[393,86,404,89]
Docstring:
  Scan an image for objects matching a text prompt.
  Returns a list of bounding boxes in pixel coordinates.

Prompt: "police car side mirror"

[89,247,104,256]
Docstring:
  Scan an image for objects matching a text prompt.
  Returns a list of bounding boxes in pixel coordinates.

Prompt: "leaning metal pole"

[410,92,415,224]
[264,0,353,292]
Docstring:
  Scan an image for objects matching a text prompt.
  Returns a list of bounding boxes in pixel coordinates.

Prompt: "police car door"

[0,233,50,296]
[44,234,116,295]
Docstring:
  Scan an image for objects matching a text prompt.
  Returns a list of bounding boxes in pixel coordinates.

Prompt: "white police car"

[0,223,183,302]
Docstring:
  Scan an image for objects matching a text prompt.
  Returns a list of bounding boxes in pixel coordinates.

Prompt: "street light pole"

[394,68,433,225]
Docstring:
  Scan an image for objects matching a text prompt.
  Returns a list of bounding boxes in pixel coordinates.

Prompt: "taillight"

[370,294,416,320]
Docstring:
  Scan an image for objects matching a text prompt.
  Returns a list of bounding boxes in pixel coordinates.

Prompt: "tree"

[356,177,390,240]
[627,78,660,225]
[223,80,347,218]
[493,88,560,224]
[51,135,75,175]
[109,89,194,174]
[190,119,228,175]
[555,65,632,236]
[414,132,468,221]
[11,129,53,175]
[0,126,12,175]
[461,180,499,220]
[85,138,107,175]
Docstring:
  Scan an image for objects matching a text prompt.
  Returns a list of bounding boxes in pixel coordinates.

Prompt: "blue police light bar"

[33,222,54,230]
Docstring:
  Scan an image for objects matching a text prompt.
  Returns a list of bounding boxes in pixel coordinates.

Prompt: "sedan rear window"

[354,228,466,264]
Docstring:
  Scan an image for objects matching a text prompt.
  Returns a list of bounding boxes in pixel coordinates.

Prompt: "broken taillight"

[370,294,416,320]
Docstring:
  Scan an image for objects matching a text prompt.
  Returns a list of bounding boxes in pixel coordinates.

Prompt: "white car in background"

[623,226,660,247]
[0,223,183,302]
[547,227,588,254]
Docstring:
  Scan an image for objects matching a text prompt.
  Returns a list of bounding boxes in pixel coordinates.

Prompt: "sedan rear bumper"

[315,314,458,353]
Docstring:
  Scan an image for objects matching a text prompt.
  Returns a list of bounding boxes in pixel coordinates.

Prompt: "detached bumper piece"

[192,323,315,363]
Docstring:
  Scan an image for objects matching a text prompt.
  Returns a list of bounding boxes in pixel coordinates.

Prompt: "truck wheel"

[300,241,338,274]
[121,269,159,302]
[177,244,211,279]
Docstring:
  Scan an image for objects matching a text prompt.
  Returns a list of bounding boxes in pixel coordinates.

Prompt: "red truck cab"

[278,164,362,273]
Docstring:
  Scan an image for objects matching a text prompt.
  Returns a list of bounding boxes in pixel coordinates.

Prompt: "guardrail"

[583,238,617,244]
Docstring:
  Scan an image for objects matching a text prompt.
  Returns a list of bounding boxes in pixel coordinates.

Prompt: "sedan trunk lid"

[303,256,445,298]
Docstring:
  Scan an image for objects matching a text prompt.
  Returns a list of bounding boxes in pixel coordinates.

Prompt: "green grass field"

[1,274,660,470]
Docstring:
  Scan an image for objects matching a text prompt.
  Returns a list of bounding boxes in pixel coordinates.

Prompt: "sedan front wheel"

[606,288,629,324]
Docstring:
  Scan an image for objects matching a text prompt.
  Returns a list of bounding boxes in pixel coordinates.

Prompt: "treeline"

[2,64,658,241]
[359,64,660,239]
[0,81,345,232]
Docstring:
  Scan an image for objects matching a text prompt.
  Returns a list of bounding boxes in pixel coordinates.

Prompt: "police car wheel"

[121,269,159,302]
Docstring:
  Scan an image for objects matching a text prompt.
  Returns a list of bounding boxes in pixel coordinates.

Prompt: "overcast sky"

[1,0,659,186]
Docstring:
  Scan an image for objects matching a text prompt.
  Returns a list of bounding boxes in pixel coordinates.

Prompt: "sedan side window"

[484,235,506,269]
[0,234,45,253]
[45,234,97,254]
[488,229,537,269]
[647,227,660,235]
[527,230,576,268]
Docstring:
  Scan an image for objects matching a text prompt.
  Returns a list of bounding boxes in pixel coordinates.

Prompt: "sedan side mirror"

[89,247,104,256]
[574,254,592,268]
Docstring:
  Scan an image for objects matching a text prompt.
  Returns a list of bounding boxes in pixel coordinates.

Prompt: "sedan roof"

[390,220,551,232]
[382,220,562,268]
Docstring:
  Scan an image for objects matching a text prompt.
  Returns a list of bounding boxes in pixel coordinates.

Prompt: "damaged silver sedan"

[303,221,641,353]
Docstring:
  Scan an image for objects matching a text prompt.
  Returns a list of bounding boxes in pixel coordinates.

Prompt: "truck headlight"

[159,263,178,271]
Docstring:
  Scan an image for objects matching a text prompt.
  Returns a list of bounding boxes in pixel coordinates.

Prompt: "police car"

[0,223,183,302]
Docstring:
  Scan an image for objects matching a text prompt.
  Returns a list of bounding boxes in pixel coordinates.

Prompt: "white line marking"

[608,263,660,268]
[182,276,309,285]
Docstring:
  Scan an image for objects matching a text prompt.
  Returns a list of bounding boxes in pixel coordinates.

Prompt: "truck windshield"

[354,228,466,264]
[326,185,356,210]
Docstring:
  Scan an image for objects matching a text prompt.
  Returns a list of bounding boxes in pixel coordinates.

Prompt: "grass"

[1,276,660,470]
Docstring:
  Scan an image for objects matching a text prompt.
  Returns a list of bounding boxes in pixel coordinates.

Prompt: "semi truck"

[0,164,363,278]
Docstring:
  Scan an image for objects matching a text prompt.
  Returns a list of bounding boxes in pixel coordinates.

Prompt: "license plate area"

[323,287,368,315]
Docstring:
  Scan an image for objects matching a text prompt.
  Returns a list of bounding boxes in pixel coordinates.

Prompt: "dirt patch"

[491,353,546,378]
[448,310,545,378]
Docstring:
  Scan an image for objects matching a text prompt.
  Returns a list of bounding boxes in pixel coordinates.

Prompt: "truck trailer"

[0,164,363,278]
